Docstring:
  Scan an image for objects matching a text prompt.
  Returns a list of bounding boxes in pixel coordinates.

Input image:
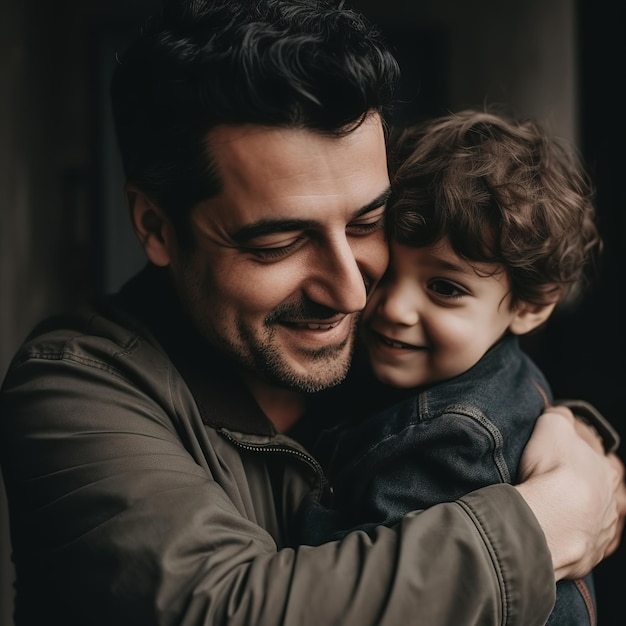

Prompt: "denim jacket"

[301,335,597,625]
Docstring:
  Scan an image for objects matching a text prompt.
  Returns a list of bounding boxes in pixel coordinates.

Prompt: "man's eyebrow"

[230,219,317,244]
[231,186,392,244]
[355,186,391,218]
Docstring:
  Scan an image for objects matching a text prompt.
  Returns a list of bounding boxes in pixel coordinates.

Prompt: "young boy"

[299,109,618,625]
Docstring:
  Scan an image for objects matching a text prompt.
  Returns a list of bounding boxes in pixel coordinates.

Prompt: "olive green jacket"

[0,266,556,625]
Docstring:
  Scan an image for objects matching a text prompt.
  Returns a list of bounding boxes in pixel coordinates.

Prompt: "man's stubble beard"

[233,314,359,393]
[178,263,359,393]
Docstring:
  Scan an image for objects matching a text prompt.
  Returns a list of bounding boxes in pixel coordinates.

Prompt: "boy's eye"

[428,279,466,298]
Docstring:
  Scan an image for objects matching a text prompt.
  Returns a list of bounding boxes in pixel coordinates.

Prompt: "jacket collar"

[115,263,276,437]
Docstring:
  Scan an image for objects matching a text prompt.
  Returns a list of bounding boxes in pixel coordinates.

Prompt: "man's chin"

[270,347,354,393]
[280,368,350,394]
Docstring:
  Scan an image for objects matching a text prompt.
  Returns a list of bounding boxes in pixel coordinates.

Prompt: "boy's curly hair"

[387,109,602,307]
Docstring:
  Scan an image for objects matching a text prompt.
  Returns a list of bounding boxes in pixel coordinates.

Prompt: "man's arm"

[515,405,626,580]
[1,341,622,625]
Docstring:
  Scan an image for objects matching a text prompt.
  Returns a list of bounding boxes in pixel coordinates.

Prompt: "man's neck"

[242,375,308,433]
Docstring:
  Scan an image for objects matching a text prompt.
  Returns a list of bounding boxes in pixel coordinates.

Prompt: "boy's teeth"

[384,337,408,348]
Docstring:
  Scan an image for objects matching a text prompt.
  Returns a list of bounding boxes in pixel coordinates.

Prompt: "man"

[0,1,623,624]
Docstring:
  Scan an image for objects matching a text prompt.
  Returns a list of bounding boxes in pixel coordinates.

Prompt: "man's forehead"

[206,116,387,170]
[208,113,385,144]
[202,117,388,208]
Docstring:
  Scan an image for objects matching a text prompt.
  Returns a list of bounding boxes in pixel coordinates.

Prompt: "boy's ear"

[508,299,557,335]
[126,184,175,267]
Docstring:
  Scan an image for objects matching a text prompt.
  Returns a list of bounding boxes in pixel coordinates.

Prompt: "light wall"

[358,0,577,142]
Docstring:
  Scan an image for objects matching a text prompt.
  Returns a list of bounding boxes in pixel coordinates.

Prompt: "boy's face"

[361,237,520,389]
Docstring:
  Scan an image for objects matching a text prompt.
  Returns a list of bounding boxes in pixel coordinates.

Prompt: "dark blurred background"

[0,0,624,624]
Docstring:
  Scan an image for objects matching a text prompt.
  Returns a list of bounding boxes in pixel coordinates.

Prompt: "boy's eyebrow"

[231,186,392,244]
[431,257,465,273]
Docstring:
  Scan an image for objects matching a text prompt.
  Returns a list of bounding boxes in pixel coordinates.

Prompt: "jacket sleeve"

[557,398,620,452]
[0,343,556,626]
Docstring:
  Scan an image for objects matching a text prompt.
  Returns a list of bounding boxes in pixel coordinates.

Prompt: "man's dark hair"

[110,0,400,239]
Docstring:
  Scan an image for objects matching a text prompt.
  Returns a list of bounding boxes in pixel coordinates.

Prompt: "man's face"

[167,115,390,393]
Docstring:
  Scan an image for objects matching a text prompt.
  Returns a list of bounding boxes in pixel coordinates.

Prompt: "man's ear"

[508,300,558,336]
[126,184,174,267]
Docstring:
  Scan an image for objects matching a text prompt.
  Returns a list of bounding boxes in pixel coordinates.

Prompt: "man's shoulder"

[3,287,164,385]
[7,265,170,372]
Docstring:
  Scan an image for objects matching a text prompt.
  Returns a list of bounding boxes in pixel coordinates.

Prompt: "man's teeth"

[292,321,342,330]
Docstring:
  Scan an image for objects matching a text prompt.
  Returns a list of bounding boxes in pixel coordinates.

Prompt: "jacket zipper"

[218,431,330,496]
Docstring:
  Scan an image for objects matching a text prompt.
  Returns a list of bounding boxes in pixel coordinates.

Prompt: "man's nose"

[303,236,370,314]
